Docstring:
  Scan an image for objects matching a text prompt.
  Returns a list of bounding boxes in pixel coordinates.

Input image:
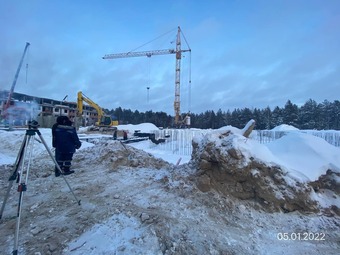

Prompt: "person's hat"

[56,116,70,125]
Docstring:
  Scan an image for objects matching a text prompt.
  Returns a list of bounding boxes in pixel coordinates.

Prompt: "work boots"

[55,167,74,177]
[62,166,74,175]
[55,167,61,177]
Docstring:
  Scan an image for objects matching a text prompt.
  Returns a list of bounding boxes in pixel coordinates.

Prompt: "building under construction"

[0,90,100,128]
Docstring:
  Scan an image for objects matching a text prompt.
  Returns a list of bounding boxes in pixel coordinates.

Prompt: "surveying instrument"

[0,120,81,255]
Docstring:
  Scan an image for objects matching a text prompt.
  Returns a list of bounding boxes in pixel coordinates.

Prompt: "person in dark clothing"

[123,130,128,140]
[52,116,81,177]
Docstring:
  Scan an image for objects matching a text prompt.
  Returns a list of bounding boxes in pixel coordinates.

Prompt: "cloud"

[1,0,340,116]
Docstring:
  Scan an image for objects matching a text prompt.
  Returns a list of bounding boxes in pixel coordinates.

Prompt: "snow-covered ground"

[0,123,339,254]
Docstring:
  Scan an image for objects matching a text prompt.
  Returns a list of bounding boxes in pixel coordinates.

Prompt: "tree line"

[106,99,340,130]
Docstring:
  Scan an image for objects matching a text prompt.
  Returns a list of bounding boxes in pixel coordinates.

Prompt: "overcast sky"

[1,0,339,115]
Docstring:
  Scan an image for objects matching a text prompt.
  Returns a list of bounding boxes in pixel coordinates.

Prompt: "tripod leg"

[0,183,13,220]
[37,131,81,205]
[0,133,27,220]
[13,134,34,255]
[13,182,26,255]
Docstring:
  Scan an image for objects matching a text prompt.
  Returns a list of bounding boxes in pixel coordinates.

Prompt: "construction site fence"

[254,130,340,147]
[150,129,206,156]
[149,129,340,156]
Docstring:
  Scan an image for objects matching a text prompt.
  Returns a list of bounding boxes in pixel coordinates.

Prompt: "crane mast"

[2,42,30,117]
[103,26,191,126]
[174,27,181,125]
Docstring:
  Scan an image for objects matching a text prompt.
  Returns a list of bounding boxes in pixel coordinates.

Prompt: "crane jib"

[102,49,190,59]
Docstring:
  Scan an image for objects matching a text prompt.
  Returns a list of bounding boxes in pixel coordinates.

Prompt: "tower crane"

[103,26,191,126]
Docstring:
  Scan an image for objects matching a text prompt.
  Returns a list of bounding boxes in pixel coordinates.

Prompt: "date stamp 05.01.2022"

[277,232,326,241]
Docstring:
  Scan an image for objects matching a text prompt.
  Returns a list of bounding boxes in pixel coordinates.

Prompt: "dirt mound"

[1,136,339,254]
[191,130,320,213]
[0,140,172,254]
[310,170,340,195]
[73,140,172,171]
[309,170,340,216]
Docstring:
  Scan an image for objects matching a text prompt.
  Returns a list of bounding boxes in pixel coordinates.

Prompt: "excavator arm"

[77,91,106,126]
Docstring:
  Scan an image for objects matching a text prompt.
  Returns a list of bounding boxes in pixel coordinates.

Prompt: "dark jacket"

[52,120,81,153]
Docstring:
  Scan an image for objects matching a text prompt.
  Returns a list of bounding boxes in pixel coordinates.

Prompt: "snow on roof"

[117,123,159,133]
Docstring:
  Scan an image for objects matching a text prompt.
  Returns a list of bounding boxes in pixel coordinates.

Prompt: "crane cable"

[180,29,191,50]
[128,27,177,54]
[127,27,178,106]
[147,56,151,104]
[25,46,30,85]
[125,27,192,112]
[188,50,192,113]
[179,29,192,113]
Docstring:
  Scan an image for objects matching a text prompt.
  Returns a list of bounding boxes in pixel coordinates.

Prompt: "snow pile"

[266,132,340,181]
[0,129,94,166]
[271,124,299,131]
[0,129,54,165]
[217,125,244,134]
[0,124,340,254]
[191,128,340,214]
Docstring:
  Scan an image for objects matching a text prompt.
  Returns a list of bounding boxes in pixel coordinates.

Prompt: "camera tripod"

[0,121,81,255]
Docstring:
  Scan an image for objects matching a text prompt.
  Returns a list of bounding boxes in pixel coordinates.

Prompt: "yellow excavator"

[77,91,118,128]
